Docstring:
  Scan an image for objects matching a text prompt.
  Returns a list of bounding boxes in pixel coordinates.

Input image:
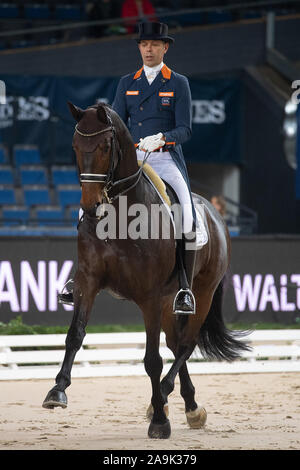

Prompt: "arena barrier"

[0,330,299,380]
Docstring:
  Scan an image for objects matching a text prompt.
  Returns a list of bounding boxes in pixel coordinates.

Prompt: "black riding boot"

[173,226,197,315]
[58,279,74,306]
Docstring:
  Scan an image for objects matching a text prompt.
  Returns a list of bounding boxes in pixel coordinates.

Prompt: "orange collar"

[133,64,172,80]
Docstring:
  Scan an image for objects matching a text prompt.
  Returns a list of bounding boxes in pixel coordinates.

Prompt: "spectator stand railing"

[190,179,258,236]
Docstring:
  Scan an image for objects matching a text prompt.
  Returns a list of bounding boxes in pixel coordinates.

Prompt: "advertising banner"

[0,237,141,325]
[224,237,300,324]
[0,237,299,326]
[0,75,241,164]
[186,78,241,164]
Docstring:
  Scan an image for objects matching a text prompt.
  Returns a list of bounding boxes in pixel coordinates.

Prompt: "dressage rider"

[58,22,197,315]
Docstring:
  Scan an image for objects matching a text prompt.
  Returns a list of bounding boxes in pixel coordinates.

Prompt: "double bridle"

[77,112,149,204]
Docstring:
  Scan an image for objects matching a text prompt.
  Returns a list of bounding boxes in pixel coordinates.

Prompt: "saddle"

[138,161,171,207]
[138,161,208,249]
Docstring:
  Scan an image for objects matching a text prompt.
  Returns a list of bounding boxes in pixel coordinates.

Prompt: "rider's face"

[138,40,169,67]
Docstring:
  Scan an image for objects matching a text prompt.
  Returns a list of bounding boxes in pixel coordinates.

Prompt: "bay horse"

[42,102,249,439]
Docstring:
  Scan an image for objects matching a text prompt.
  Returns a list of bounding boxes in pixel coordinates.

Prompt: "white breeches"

[136,149,194,234]
[78,151,194,235]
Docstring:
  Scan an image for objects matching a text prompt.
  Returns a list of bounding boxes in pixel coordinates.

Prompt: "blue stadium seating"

[14,146,41,166]
[24,4,51,20]
[23,185,51,206]
[19,165,48,185]
[177,12,204,26]
[34,205,64,226]
[2,205,30,226]
[57,185,81,207]
[0,165,15,185]
[241,11,263,20]
[51,165,79,185]
[0,4,19,19]
[0,145,8,164]
[54,5,82,21]
[10,40,36,49]
[67,205,80,226]
[0,185,16,205]
[207,10,233,24]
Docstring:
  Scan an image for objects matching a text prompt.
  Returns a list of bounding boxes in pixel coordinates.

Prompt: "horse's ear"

[97,105,109,124]
[67,101,84,122]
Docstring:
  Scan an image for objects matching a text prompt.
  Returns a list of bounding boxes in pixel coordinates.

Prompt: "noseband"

[77,109,149,204]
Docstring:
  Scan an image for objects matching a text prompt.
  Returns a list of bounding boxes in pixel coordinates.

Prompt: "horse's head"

[68,101,118,213]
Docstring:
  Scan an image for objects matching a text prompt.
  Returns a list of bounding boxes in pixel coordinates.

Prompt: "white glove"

[138,132,165,152]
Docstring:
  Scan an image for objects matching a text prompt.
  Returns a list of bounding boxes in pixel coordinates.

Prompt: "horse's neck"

[112,139,161,208]
[114,129,139,181]
[112,117,144,200]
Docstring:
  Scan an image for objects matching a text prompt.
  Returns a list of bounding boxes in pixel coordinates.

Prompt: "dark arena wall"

[0,236,299,326]
[1,15,300,77]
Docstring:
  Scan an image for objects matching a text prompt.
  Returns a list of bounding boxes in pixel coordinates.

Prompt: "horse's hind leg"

[42,271,99,409]
[159,289,213,427]
[159,338,208,431]
[175,315,207,428]
[141,298,171,439]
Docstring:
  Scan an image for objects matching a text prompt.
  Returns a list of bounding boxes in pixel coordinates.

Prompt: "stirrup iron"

[58,279,74,306]
[173,288,196,315]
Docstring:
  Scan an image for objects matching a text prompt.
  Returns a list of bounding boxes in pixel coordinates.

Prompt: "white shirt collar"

[144,62,164,76]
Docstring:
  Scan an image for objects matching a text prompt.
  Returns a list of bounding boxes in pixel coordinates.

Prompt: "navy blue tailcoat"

[112,64,196,222]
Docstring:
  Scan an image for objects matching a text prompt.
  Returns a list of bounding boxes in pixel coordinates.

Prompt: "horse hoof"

[146,403,169,422]
[186,406,207,429]
[148,419,171,439]
[42,389,68,409]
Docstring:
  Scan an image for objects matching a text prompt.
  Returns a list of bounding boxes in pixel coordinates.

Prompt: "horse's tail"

[196,279,251,361]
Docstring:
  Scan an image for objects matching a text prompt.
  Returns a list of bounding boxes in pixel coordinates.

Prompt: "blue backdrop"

[0,75,241,165]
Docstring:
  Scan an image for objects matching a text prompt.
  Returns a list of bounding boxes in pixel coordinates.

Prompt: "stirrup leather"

[173,288,196,315]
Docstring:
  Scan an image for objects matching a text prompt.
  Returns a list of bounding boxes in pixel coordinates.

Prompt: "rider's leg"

[173,222,197,314]
[143,152,197,314]
[58,209,84,306]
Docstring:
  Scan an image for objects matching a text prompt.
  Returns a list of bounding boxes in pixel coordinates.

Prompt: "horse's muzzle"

[80,202,101,218]
[80,182,104,212]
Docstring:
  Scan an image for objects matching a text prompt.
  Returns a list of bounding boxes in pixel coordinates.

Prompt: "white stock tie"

[146,71,156,85]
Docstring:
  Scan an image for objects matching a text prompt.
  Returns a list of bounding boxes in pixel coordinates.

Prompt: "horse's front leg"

[42,271,99,409]
[141,299,171,439]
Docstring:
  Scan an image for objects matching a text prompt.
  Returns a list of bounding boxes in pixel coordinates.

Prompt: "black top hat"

[136,22,174,44]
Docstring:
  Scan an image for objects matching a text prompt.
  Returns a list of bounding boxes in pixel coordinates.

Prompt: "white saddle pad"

[192,193,209,249]
[143,174,208,249]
